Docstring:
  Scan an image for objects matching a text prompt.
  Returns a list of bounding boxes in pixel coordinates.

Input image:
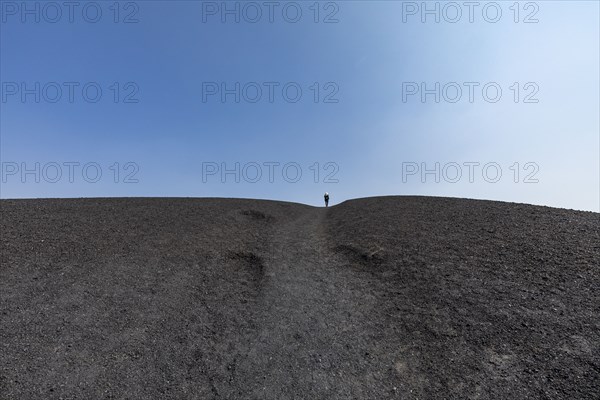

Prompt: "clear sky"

[1,1,599,211]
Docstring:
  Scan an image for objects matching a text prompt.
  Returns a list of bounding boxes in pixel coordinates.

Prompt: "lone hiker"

[324,192,329,207]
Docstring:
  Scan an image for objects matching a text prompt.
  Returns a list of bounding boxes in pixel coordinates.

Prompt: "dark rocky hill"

[1,197,598,399]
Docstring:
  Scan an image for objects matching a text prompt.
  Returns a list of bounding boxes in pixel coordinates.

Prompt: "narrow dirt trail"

[233,207,380,398]
[261,206,332,316]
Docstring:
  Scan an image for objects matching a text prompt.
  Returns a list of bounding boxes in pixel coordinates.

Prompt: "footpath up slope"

[1,197,598,399]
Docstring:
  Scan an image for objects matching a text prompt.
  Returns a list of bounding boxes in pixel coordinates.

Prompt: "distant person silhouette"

[324,192,329,207]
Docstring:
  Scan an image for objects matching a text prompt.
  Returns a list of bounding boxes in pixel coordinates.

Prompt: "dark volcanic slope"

[1,197,599,399]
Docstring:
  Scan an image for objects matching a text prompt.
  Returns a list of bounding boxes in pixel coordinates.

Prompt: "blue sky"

[1,0,599,211]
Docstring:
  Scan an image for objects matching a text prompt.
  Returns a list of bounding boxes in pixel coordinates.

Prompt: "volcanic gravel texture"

[1,197,599,399]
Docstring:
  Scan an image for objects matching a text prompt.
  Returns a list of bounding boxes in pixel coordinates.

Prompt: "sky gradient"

[1,0,599,211]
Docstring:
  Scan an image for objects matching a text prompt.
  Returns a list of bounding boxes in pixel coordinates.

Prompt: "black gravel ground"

[1,197,598,399]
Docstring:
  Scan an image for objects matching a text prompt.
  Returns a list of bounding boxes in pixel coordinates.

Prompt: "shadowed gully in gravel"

[1,197,599,399]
